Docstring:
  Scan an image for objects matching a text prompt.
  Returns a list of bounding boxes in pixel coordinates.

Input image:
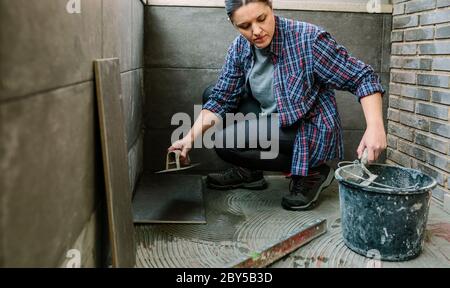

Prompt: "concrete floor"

[134,175,327,268]
[135,175,450,268]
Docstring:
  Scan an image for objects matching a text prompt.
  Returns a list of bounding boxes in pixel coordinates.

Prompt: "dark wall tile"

[0,82,100,266]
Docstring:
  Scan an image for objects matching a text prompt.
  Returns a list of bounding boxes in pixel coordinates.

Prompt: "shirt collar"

[268,15,283,58]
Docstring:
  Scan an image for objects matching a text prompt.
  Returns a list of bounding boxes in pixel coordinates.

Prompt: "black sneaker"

[206,166,268,190]
[281,164,334,211]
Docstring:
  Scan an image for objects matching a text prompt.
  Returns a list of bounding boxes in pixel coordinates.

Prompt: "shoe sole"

[281,167,335,211]
[207,178,268,190]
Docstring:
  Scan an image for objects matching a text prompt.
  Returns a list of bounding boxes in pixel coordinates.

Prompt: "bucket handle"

[337,160,359,168]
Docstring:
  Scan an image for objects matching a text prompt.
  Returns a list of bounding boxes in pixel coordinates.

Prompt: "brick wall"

[388,0,450,201]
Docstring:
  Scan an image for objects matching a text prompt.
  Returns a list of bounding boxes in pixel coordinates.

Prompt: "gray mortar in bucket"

[335,160,437,261]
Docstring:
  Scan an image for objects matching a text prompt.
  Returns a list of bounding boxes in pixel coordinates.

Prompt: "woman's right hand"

[168,137,192,166]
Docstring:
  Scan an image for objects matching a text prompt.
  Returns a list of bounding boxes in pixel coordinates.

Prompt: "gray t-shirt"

[248,46,277,115]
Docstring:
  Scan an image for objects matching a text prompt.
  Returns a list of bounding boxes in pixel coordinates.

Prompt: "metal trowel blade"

[359,174,378,187]
[155,163,200,174]
[359,164,378,187]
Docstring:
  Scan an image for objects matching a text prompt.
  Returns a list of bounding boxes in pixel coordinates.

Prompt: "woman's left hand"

[357,122,387,163]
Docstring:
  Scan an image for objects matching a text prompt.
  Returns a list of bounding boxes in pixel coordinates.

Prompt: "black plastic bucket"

[335,163,437,261]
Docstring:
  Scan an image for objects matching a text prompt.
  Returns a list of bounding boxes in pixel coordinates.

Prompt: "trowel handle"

[166,150,181,170]
[166,150,191,170]
[361,148,369,166]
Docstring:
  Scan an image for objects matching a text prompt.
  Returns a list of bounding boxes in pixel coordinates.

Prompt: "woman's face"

[231,2,275,49]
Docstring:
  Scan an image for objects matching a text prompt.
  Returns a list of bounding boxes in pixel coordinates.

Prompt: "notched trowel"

[155,150,200,174]
[340,149,378,187]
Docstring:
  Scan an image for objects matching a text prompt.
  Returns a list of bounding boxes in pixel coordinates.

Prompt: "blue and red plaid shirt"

[203,16,385,176]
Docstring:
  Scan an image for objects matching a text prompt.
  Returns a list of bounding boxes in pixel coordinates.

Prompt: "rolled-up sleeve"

[202,39,246,118]
[312,30,385,101]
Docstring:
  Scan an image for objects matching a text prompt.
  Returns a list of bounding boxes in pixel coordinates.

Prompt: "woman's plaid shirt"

[203,16,385,176]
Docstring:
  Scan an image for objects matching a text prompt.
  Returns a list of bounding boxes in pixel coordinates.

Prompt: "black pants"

[202,84,297,172]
